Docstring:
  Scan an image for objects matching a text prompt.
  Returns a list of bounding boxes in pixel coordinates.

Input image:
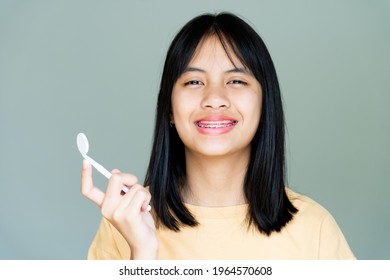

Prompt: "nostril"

[202,100,230,110]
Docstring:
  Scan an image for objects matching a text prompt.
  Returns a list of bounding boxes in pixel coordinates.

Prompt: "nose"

[200,85,230,110]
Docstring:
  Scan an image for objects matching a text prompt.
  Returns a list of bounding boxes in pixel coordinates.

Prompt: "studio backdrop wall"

[0,0,389,259]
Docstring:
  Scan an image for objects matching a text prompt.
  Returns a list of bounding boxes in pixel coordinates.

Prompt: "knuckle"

[112,210,122,222]
[135,188,147,197]
[145,191,152,200]
[131,187,146,198]
[129,174,138,183]
[80,188,87,197]
[110,173,122,182]
[130,184,141,192]
[80,187,91,198]
[132,183,144,191]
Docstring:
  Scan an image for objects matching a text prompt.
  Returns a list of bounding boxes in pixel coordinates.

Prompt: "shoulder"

[286,188,342,236]
[286,188,331,220]
[285,188,355,259]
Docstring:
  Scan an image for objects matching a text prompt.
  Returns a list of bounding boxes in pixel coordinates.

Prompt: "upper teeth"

[197,120,236,128]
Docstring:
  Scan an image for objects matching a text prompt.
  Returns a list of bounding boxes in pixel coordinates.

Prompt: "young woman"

[81,12,355,260]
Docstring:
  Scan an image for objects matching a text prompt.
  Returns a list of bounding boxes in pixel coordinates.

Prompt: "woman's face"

[171,36,262,158]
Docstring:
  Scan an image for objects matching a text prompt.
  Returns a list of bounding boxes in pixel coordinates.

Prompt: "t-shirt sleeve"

[318,213,356,259]
[87,217,130,260]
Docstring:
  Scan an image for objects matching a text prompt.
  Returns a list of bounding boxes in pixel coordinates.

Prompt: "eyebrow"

[183,66,250,74]
[183,67,206,73]
[226,67,250,74]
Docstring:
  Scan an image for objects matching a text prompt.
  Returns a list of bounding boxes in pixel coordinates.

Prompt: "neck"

[182,149,250,207]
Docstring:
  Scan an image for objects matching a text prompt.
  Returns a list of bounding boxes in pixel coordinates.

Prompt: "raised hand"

[81,160,158,259]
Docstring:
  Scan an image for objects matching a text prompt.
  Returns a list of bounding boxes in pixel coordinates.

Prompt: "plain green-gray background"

[0,0,389,259]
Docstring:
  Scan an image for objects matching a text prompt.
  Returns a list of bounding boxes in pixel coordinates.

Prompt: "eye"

[228,80,248,85]
[184,80,204,86]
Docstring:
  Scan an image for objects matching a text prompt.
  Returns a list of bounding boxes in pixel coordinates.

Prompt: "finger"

[126,185,152,215]
[105,172,138,198]
[118,184,151,213]
[81,159,105,207]
[111,188,150,226]
[141,200,152,212]
[111,169,121,174]
[128,184,152,212]
[102,172,139,216]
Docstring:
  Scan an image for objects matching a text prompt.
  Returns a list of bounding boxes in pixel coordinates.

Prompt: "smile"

[195,120,238,129]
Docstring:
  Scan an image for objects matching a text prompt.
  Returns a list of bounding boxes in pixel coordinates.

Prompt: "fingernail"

[82,159,90,170]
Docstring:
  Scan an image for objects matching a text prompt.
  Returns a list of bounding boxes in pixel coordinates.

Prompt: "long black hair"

[144,12,297,235]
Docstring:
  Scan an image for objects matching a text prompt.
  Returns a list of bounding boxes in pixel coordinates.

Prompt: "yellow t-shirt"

[87,189,355,259]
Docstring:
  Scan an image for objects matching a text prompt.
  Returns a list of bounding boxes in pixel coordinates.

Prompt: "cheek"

[170,89,181,122]
[171,95,193,129]
[171,97,194,145]
[251,88,263,122]
[255,98,262,123]
[239,93,262,123]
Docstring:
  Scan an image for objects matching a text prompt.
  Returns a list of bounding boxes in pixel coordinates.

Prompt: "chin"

[192,144,245,158]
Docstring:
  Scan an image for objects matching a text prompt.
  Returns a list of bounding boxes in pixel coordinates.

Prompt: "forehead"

[188,35,244,68]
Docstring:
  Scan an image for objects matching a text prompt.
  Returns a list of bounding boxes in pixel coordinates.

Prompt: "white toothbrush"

[77,132,151,211]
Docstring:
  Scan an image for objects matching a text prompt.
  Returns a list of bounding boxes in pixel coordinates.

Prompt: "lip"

[194,116,238,135]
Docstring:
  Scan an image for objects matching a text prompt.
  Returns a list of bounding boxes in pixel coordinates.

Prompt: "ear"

[169,113,175,127]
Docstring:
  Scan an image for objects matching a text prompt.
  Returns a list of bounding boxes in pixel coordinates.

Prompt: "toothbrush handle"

[83,154,151,212]
[83,154,112,179]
